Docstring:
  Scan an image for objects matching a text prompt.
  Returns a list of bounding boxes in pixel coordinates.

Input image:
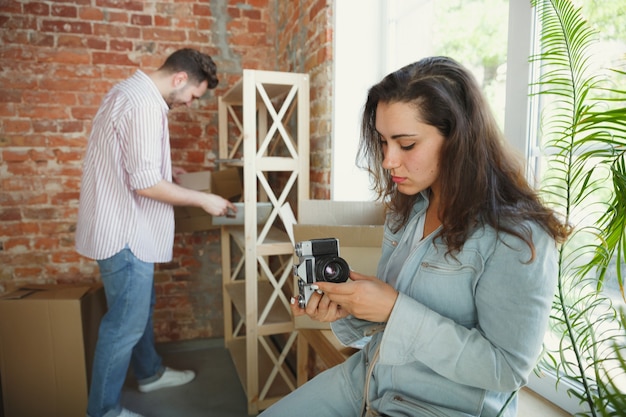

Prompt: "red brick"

[79,7,105,20]
[86,38,108,50]
[0,222,40,236]
[131,14,152,26]
[51,250,82,263]
[1,15,38,30]
[54,65,101,79]
[0,102,17,117]
[53,148,84,162]
[57,34,86,48]
[248,0,270,7]
[0,90,22,103]
[52,4,77,18]
[3,119,31,133]
[242,9,261,19]
[93,23,140,38]
[39,78,92,92]
[193,4,211,16]
[227,6,240,18]
[24,91,76,106]
[154,15,172,26]
[33,237,59,251]
[0,0,21,13]
[32,119,59,133]
[71,106,99,120]
[4,238,31,252]
[41,19,92,34]
[50,0,91,5]
[96,0,144,12]
[37,49,91,65]
[175,18,197,29]
[13,267,45,278]
[23,2,50,16]
[18,105,70,120]
[0,208,21,222]
[143,28,187,42]
[110,39,133,51]
[248,20,267,33]
[92,52,136,66]
[103,10,130,23]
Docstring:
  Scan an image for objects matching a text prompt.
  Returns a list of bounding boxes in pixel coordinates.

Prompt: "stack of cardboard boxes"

[0,283,107,417]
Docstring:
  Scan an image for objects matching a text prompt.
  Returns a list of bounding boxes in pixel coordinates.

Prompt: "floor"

[121,338,256,417]
[121,338,571,417]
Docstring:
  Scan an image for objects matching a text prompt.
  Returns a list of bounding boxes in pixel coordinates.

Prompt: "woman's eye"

[400,143,415,151]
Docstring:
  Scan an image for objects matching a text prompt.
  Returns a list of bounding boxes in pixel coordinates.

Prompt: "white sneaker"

[118,409,144,417]
[138,367,196,393]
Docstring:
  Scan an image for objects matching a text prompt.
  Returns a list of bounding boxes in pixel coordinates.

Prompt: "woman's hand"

[290,290,349,323]
[314,271,399,323]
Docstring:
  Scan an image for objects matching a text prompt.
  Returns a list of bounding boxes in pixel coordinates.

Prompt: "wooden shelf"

[225,337,295,409]
[224,280,293,333]
[222,71,306,105]
[226,226,293,256]
[219,69,309,415]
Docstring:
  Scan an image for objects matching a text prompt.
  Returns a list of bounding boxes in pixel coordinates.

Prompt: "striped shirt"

[76,70,174,263]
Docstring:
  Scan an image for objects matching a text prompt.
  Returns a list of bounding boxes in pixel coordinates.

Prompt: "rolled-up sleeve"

[121,105,166,190]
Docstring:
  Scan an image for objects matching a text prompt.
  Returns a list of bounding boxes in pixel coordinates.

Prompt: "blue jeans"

[87,247,164,417]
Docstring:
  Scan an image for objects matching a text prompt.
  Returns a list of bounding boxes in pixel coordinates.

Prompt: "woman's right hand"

[290,288,349,323]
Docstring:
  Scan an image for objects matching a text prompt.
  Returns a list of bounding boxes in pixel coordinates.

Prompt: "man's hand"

[136,179,236,217]
[172,167,187,184]
[199,193,237,217]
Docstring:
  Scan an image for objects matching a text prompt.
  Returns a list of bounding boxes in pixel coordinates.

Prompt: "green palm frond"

[593,309,626,417]
[530,0,626,415]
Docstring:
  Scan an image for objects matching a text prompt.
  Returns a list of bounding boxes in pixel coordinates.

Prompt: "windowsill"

[518,387,571,416]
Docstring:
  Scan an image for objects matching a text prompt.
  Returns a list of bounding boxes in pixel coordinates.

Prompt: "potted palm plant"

[530,0,626,415]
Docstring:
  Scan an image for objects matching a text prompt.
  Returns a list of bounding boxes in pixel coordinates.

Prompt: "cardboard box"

[0,283,107,417]
[293,200,385,329]
[175,167,243,232]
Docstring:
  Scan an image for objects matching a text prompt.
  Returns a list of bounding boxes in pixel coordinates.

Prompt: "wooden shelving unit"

[218,70,309,414]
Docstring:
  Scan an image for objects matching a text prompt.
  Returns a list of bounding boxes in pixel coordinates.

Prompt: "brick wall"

[276,0,333,199]
[0,0,333,342]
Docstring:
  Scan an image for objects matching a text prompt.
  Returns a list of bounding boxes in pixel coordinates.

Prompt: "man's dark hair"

[159,48,219,89]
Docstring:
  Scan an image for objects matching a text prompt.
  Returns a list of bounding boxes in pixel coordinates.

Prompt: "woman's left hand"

[314,271,399,322]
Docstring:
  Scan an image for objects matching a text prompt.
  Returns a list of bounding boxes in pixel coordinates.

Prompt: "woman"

[261,56,570,417]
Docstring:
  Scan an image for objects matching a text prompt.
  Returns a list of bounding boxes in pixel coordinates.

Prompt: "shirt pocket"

[370,390,476,417]
[408,249,484,327]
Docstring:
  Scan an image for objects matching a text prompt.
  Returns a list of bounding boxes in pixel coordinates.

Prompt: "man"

[76,48,236,417]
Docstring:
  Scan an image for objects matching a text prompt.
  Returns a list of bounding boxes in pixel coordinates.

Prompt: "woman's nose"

[382,149,399,170]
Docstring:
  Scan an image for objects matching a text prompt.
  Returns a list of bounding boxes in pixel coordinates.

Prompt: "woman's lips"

[391,176,406,184]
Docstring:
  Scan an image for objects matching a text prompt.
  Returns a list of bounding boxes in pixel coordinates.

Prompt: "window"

[332,0,511,201]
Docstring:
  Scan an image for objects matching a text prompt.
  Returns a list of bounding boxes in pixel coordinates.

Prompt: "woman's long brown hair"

[357,56,570,259]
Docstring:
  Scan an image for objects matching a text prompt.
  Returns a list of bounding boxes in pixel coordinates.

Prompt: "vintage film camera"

[293,237,350,308]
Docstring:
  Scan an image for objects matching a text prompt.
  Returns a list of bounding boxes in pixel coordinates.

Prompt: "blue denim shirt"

[331,194,558,416]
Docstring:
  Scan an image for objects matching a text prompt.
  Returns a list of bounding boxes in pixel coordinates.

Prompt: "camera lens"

[316,256,349,283]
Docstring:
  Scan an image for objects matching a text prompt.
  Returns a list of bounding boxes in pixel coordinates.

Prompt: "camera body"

[293,237,350,308]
